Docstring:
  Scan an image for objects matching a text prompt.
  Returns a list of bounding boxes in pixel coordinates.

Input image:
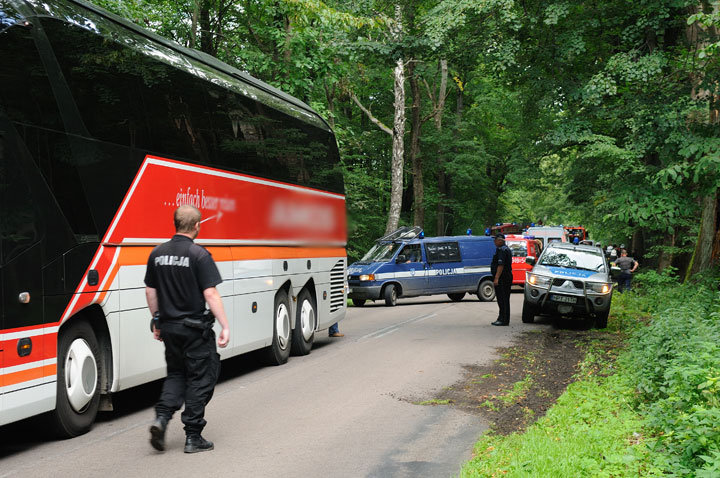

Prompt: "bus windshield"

[359,242,402,263]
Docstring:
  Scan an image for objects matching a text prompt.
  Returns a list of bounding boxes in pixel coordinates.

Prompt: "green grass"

[417,399,452,406]
[460,365,661,477]
[498,375,534,405]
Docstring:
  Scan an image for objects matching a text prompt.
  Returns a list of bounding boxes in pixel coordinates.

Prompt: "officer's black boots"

[149,417,168,451]
[184,435,214,453]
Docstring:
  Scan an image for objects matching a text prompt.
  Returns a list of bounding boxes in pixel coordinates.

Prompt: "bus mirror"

[525,256,536,266]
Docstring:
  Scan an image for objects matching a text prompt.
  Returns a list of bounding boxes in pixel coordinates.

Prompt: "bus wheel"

[291,288,315,356]
[477,280,496,302]
[448,292,465,302]
[52,320,101,438]
[266,289,292,365]
[384,284,398,306]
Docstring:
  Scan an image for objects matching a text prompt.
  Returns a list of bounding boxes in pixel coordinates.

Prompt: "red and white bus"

[0,0,346,437]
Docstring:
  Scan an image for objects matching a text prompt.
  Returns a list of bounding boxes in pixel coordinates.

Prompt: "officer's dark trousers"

[495,281,512,324]
[156,320,220,436]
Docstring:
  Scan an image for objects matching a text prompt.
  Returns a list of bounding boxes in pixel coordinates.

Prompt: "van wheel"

[353,299,366,307]
[522,300,536,323]
[477,280,496,302]
[266,289,292,365]
[52,320,101,438]
[291,288,315,356]
[384,284,398,306]
[448,293,465,302]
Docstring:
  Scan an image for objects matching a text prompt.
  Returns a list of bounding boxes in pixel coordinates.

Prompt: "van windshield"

[507,241,527,257]
[358,242,402,263]
[539,248,605,271]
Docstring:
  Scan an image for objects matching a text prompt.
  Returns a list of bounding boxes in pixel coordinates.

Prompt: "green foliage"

[461,351,660,477]
[614,270,720,476]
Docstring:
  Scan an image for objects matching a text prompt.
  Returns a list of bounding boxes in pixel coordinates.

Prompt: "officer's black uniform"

[491,242,513,325]
[144,234,222,438]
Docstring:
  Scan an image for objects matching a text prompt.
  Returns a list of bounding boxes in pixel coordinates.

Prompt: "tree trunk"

[435,59,449,235]
[657,230,675,272]
[384,4,406,234]
[190,0,199,49]
[686,190,718,279]
[199,0,214,55]
[408,62,423,228]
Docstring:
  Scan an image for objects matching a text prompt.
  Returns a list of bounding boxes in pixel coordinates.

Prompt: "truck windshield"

[358,242,402,263]
[539,248,605,271]
[507,241,527,257]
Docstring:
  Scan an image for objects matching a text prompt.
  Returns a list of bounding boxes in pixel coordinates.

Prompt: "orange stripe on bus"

[0,363,56,388]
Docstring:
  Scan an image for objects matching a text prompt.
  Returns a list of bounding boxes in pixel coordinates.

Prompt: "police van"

[347,227,497,306]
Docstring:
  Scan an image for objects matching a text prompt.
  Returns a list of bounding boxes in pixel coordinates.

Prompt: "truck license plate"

[551,294,577,304]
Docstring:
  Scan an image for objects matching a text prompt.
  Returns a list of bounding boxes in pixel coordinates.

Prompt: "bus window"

[397,244,421,263]
[426,242,461,263]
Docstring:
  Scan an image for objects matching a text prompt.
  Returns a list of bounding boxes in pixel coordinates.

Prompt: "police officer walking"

[144,204,230,453]
[491,233,513,326]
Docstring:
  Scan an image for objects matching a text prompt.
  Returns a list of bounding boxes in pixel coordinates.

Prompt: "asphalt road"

[0,292,540,478]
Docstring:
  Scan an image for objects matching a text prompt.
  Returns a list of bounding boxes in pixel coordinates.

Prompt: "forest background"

[94,0,720,275]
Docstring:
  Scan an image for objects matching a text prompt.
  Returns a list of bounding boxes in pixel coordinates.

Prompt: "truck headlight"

[587,282,612,294]
[359,274,375,281]
[526,273,551,288]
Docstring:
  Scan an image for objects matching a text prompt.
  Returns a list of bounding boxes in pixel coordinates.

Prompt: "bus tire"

[448,292,465,302]
[291,288,315,356]
[352,299,366,307]
[384,284,398,306]
[477,279,496,302]
[52,320,101,438]
[266,289,292,365]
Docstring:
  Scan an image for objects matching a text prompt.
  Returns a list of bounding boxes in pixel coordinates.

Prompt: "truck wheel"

[522,300,536,323]
[447,293,465,302]
[266,289,292,365]
[353,299,366,307]
[477,280,496,302]
[52,320,101,438]
[384,284,398,306]
[291,288,315,356]
[594,310,609,329]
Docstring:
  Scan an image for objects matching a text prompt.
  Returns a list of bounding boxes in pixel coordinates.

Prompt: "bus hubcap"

[300,300,315,341]
[65,338,97,413]
[276,303,290,349]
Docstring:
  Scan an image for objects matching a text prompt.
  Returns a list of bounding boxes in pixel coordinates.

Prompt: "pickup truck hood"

[533,265,609,282]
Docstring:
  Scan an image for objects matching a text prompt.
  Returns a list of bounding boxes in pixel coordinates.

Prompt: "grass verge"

[460,338,661,477]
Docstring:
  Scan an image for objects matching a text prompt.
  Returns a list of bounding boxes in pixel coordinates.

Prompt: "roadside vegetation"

[461,269,720,477]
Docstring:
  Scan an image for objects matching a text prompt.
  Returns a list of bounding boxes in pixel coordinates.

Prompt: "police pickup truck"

[522,242,615,328]
[347,227,496,306]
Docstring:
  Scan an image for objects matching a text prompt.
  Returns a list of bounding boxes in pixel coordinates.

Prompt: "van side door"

[393,244,426,296]
[425,242,464,292]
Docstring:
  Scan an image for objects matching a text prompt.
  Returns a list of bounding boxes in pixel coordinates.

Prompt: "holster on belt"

[182,310,215,339]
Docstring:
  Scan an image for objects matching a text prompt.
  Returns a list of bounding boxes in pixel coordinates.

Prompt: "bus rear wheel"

[291,288,315,356]
[52,320,101,438]
[477,280,496,302]
[266,289,292,365]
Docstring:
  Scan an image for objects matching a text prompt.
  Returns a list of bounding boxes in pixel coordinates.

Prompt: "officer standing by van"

[491,233,513,326]
[145,204,230,454]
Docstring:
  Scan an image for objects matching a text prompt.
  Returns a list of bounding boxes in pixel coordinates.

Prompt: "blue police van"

[347,227,497,306]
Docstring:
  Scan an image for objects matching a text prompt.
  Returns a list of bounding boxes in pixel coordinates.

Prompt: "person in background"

[615,249,639,292]
[328,323,344,337]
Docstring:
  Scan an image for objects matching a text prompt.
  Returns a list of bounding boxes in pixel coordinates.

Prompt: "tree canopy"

[93,0,719,272]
